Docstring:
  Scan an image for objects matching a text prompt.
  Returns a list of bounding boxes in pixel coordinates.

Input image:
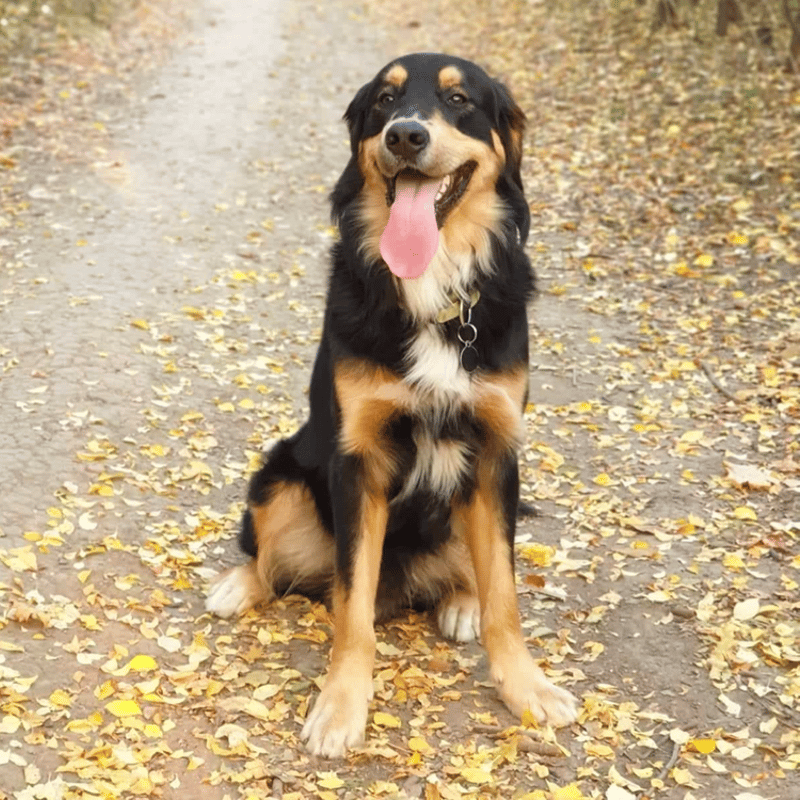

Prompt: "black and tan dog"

[206,53,577,757]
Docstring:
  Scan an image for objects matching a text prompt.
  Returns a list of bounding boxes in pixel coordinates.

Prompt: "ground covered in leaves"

[0,0,798,799]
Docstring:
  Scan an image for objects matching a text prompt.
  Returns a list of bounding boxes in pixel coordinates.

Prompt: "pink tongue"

[380,175,442,280]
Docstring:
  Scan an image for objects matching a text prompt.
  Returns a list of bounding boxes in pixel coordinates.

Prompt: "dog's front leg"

[301,455,388,758]
[456,455,578,728]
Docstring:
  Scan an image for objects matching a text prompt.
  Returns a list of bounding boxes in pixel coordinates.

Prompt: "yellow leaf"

[519,543,555,567]
[552,785,587,800]
[690,738,717,754]
[96,680,115,700]
[105,699,142,717]
[373,711,401,729]
[1,547,38,572]
[585,742,614,758]
[460,767,492,785]
[217,402,235,413]
[317,775,345,790]
[409,736,433,753]
[182,305,205,320]
[0,715,21,734]
[130,319,150,331]
[733,506,757,521]
[49,689,72,707]
[128,654,158,672]
[694,253,714,267]
[733,598,760,621]
[672,767,697,787]
[521,707,538,728]
[723,553,745,570]
[593,472,611,486]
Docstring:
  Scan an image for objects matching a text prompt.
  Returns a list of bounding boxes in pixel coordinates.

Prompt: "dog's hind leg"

[206,480,334,618]
[205,556,265,618]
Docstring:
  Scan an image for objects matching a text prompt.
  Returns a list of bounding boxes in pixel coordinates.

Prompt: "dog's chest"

[404,324,472,407]
[396,419,474,503]
[396,351,480,502]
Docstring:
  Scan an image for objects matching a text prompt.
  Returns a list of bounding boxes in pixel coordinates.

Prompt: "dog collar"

[435,289,480,373]
[435,289,480,324]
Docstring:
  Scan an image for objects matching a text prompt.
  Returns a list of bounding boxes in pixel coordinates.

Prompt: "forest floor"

[0,0,798,799]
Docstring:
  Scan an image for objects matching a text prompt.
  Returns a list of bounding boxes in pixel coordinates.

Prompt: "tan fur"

[302,492,390,755]
[437,65,464,89]
[473,365,528,454]
[356,134,391,264]
[357,110,507,279]
[402,534,476,604]
[384,63,408,87]
[330,493,389,668]
[491,130,506,162]
[505,103,526,173]
[453,460,530,692]
[454,458,576,726]
[252,482,334,596]
[333,361,415,493]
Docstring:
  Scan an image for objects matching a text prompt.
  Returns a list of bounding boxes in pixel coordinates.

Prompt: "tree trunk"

[652,0,680,32]
[716,0,743,36]
[787,0,800,71]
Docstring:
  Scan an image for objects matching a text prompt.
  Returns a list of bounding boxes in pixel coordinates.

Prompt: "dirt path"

[1,0,798,799]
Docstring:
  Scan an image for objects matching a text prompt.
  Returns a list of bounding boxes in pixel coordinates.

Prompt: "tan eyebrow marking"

[438,65,464,90]
[384,64,408,87]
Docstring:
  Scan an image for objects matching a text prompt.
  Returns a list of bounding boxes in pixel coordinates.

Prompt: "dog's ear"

[492,79,530,244]
[492,79,526,190]
[331,80,375,223]
[343,80,375,154]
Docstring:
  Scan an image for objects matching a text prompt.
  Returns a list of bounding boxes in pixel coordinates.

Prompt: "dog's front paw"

[300,673,373,758]
[494,652,578,728]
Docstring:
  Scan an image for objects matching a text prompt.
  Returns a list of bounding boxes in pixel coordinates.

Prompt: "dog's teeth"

[435,174,452,203]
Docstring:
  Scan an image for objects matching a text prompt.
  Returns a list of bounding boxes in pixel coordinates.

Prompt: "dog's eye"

[378,92,395,106]
[448,93,468,105]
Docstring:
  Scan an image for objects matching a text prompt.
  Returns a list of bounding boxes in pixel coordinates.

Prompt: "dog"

[206,53,578,757]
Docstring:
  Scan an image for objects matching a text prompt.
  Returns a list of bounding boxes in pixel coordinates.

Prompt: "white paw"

[205,563,263,618]
[300,675,372,758]
[437,592,480,642]
[495,653,578,728]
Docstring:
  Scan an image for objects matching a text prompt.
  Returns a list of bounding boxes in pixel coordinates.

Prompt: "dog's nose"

[384,120,430,160]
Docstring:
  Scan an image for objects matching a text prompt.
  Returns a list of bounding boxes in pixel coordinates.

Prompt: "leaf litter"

[1,0,798,798]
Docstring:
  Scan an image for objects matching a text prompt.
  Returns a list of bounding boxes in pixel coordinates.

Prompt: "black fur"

[242,53,535,616]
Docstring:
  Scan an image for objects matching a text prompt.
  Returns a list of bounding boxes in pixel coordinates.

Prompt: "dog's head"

[331,53,529,280]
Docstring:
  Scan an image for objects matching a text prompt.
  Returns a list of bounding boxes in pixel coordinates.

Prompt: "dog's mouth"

[384,161,477,228]
[378,162,477,281]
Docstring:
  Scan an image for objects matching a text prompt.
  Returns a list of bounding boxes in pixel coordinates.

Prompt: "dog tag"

[460,345,479,372]
[457,302,479,373]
